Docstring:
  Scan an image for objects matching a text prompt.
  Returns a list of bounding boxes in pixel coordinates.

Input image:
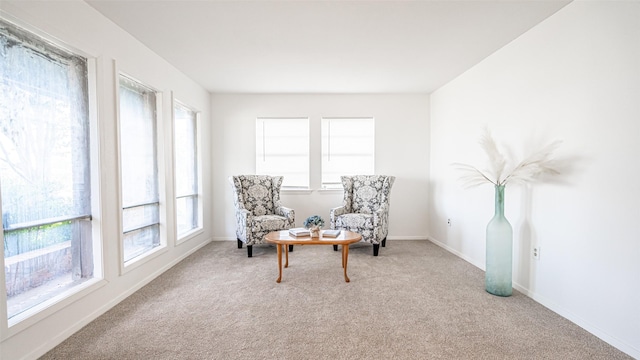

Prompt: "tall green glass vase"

[485,185,513,297]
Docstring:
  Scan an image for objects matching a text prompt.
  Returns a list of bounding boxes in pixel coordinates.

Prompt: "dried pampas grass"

[453,128,562,187]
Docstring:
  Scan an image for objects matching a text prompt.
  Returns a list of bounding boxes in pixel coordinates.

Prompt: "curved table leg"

[342,245,350,283]
[285,243,289,268]
[276,244,283,283]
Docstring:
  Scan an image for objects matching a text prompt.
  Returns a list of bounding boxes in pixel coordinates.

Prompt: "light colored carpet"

[41,240,631,359]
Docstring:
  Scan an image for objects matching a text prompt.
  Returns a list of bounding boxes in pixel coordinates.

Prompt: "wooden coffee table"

[265,230,362,283]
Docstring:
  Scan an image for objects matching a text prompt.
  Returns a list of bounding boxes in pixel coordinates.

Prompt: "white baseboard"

[26,238,212,360]
[511,283,640,359]
[26,235,639,360]
[427,235,484,270]
[386,236,428,241]
[212,236,235,241]
[427,236,639,359]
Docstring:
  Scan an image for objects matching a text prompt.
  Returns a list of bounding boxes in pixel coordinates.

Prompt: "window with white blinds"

[118,75,161,263]
[256,118,309,188]
[174,102,200,238]
[321,117,375,188]
[1,18,95,319]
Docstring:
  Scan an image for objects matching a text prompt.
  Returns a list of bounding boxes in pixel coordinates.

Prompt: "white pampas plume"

[501,140,563,185]
[452,163,495,188]
[454,128,562,187]
[479,127,507,184]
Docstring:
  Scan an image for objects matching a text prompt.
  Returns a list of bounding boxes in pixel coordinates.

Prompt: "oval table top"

[265,229,362,245]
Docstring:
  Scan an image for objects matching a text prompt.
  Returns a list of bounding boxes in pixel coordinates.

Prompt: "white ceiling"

[86,0,571,94]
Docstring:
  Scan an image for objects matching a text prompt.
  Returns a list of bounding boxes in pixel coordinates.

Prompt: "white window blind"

[174,102,200,237]
[256,118,309,188]
[118,75,160,263]
[1,19,94,319]
[321,117,375,188]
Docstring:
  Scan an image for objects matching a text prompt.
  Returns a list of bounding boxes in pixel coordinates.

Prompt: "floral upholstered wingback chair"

[330,175,395,256]
[230,175,295,257]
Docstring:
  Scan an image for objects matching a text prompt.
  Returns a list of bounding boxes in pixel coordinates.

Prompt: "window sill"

[317,188,343,194]
[176,227,204,245]
[281,188,313,194]
[280,188,344,195]
[122,244,168,275]
[6,277,107,338]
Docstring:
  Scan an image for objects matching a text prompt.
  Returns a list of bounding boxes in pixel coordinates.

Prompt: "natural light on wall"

[256,118,309,188]
[321,117,375,188]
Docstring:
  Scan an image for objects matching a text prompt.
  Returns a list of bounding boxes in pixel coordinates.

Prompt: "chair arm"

[330,206,348,228]
[237,208,252,226]
[373,204,390,227]
[373,204,390,241]
[275,206,295,225]
[235,208,252,242]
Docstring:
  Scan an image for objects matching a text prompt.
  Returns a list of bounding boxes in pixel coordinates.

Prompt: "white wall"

[0,2,212,359]
[211,94,430,242]
[429,1,640,357]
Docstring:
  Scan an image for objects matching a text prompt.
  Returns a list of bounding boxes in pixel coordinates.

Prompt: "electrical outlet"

[447,218,452,227]
[533,246,541,260]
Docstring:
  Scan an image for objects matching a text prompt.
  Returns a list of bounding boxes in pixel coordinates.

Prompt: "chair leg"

[289,245,294,252]
[333,245,338,251]
[382,237,387,247]
[373,243,380,256]
[237,239,243,249]
[247,245,253,258]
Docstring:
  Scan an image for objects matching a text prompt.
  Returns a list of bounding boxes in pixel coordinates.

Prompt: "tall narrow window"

[256,118,309,188]
[321,117,375,188]
[1,19,94,319]
[118,75,160,263]
[174,102,200,237]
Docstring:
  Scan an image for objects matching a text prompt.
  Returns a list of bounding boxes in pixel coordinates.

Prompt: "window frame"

[172,99,203,242]
[255,117,310,189]
[115,71,167,271]
[0,17,104,332]
[321,117,376,189]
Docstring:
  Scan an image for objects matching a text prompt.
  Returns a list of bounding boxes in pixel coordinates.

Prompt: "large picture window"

[0,19,94,319]
[118,75,161,263]
[321,117,375,188]
[174,102,200,237]
[256,117,309,188]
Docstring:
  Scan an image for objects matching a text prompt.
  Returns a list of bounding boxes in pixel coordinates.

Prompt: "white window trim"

[321,117,376,189]
[256,117,310,189]
[115,68,168,274]
[0,15,105,334]
[172,97,203,244]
